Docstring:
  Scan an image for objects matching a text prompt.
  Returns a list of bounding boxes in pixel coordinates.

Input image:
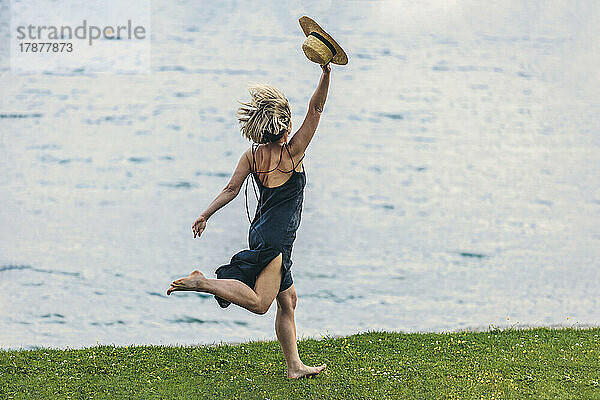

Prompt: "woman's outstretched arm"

[192,149,252,238]
[288,63,331,157]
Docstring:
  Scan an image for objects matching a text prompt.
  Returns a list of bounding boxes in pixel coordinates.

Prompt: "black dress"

[214,143,306,308]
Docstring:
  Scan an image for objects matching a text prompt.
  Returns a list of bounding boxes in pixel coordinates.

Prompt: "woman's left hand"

[192,215,207,238]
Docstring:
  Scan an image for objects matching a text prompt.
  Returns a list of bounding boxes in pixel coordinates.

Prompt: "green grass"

[1,327,599,399]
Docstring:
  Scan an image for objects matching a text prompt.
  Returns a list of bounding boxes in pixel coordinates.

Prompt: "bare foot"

[167,270,208,295]
[287,363,327,379]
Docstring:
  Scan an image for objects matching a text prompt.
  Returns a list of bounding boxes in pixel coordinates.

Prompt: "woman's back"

[251,143,305,188]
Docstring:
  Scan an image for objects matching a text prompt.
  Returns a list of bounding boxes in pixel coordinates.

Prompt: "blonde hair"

[237,83,291,144]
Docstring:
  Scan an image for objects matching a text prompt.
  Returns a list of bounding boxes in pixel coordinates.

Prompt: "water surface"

[0,0,599,348]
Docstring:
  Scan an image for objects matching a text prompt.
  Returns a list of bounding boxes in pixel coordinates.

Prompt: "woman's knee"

[277,285,297,312]
[254,303,270,315]
[247,296,271,315]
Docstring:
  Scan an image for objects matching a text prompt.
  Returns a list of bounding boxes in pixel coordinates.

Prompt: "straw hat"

[299,16,348,65]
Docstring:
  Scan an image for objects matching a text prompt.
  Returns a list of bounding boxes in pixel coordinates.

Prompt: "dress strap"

[276,142,305,173]
[250,143,284,174]
[250,142,304,174]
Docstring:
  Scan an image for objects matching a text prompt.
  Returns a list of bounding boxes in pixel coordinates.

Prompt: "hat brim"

[299,16,348,65]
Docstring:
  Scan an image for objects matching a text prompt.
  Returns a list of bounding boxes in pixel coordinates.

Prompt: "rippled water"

[1,0,599,349]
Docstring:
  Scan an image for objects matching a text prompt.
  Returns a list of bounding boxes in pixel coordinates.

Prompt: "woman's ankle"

[286,360,304,371]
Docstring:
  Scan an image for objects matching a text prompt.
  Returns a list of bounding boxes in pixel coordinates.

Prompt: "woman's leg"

[275,285,327,379]
[167,253,282,315]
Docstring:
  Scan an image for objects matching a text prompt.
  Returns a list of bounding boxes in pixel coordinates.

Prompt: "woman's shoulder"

[246,144,269,172]
[242,147,254,166]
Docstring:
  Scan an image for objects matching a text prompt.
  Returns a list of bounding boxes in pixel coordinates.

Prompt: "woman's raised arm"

[192,149,252,238]
[288,63,331,157]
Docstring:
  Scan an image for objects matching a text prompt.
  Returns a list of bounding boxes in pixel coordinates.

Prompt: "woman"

[167,63,331,379]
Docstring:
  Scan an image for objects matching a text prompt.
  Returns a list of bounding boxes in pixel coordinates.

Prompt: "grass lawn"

[1,326,599,399]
